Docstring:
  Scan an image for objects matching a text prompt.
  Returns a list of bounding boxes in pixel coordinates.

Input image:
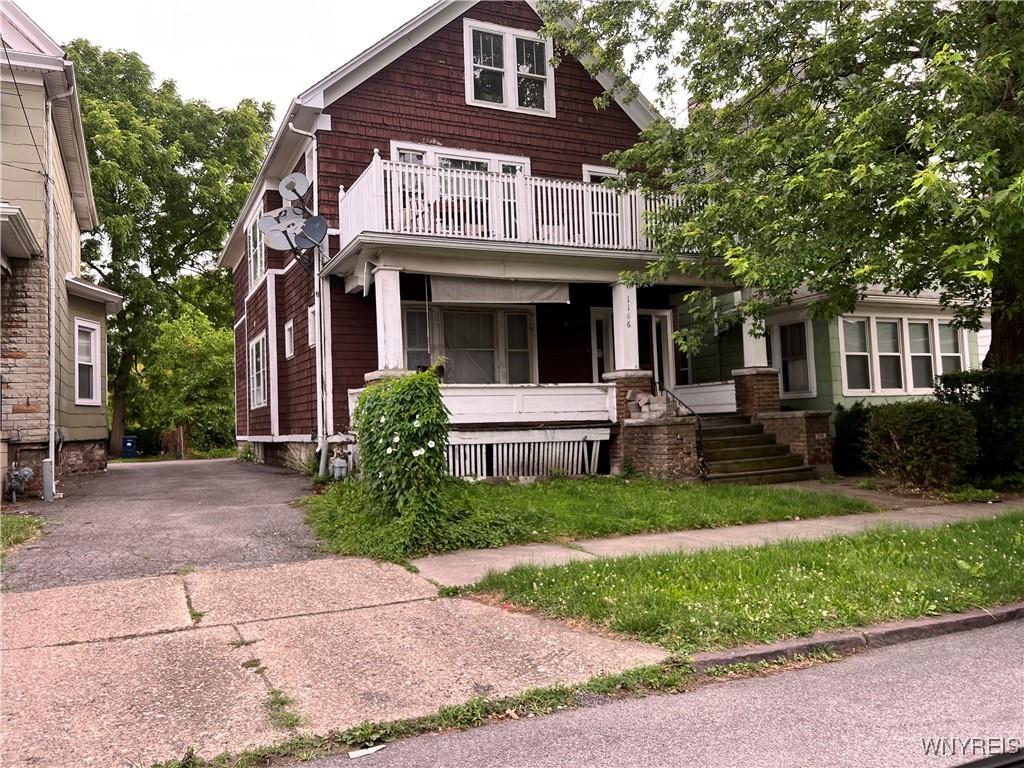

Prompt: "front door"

[590,308,674,390]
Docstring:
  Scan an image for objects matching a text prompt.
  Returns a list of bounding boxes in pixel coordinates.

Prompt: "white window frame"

[283,319,295,359]
[400,303,538,385]
[837,313,970,396]
[839,317,873,395]
[248,332,268,410]
[582,165,621,183]
[766,316,817,399]
[246,213,266,292]
[463,18,556,118]
[389,141,531,175]
[307,305,317,348]
[73,317,102,406]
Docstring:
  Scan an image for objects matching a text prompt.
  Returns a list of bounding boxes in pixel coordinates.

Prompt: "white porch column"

[742,317,769,367]
[373,266,404,371]
[611,281,640,370]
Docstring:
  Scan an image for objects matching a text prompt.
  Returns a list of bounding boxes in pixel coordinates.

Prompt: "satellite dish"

[279,172,310,201]
[264,218,306,251]
[294,215,328,249]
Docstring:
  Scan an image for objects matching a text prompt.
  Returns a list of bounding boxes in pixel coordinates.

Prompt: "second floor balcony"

[337,151,686,257]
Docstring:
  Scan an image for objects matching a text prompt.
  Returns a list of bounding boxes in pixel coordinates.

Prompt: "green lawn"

[306,476,873,560]
[0,514,43,559]
[470,512,1024,655]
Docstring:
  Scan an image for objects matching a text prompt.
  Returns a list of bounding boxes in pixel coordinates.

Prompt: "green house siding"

[57,294,110,442]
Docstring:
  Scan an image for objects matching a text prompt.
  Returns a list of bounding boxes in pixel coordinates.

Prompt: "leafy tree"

[541,0,1024,364]
[65,40,273,452]
[171,270,234,330]
[141,306,235,451]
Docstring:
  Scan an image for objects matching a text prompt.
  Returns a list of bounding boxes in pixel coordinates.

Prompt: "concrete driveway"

[0,460,667,767]
[2,458,318,590]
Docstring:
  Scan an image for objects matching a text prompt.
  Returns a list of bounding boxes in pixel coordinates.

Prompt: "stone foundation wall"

[621,416,700,480]
[59,440,108,475]
[733,367,780,417]
[756,411,832,467]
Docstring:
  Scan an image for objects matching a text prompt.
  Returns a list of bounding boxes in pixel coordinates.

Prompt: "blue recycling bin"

[122,435,138,459]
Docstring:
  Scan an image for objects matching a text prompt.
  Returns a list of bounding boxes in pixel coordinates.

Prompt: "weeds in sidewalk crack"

[229,638,257,648]
[264,688,302,731]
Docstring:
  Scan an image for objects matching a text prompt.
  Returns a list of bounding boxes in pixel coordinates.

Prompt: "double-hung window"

[74,318,101,406]
[283,320,295,359]
[249,333,268,409]
[778,322,810,395]
[842,318,872,391]
[247,217,265,288]
[839,315,969,395]
[938,323,963,374]
[875,320,904,390]
[464,19,555,117]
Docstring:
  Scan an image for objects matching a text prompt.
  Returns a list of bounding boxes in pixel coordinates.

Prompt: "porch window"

[402,306,537,384]
[405,310,431,371]
[74,318,101,406]
[444,311,496,384]
[505,313,531,383]
[249,333,267,409]
[842,318,871,391]
[464,19,555,117]
[778,321,810,394]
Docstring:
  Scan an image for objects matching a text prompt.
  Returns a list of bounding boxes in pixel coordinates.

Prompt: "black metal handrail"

[660,385,709,480]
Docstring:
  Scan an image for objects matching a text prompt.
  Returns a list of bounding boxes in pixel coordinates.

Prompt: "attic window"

[463,19,555,118]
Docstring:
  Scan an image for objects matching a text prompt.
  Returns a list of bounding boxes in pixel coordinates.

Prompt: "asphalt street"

[330,620,1024,768]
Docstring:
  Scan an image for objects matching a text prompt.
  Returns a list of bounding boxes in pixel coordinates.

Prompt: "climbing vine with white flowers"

[353,369,450,543]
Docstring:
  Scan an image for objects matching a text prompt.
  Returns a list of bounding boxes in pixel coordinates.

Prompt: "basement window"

[463,19,555,117]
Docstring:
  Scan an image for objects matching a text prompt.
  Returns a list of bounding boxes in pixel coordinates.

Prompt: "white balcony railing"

[338,151,686,254]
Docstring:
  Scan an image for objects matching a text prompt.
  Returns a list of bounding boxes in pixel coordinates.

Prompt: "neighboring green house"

[1,1,121,497]
[678,288,986,414]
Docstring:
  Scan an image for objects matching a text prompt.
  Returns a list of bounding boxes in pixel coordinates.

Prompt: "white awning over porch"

[430,276,569,304]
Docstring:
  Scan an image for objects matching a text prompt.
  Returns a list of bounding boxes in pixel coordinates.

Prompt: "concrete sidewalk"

[0,558,666,768]
[412,501,1020,587]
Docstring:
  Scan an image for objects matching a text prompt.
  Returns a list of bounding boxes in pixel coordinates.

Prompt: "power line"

[1,160,46,176]
[0,35,46,170]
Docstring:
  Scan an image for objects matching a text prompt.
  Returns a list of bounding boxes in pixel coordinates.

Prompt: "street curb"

[689,602,1024,672]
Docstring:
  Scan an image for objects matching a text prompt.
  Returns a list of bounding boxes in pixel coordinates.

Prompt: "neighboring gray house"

[1,0,121,495]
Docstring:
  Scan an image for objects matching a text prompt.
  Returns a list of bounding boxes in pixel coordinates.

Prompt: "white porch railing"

[338,152,687,253]
[670,381,737,414]
[348,383,616,427]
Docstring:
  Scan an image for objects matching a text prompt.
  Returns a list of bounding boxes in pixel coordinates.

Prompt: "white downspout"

[44,83,76,502]
[286,121,330,478]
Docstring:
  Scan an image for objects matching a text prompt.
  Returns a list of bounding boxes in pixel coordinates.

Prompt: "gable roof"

[1,0,98,230]
[219,0,660,269]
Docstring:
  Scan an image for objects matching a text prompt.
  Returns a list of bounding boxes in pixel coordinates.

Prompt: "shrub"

[864,400,977,489]
[353,369,453,553]
[832,401,872,473]
[935,366,1024,478]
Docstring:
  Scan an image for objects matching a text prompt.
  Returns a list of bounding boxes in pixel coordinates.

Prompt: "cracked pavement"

[0,460,666,767]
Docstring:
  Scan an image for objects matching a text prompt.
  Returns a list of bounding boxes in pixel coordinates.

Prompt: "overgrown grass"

[306,476,873,561]
[470,513,1024,655]
[0,514,43,559]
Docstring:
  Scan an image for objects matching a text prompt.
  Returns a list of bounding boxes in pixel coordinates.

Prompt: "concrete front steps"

[700,414,815,484]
